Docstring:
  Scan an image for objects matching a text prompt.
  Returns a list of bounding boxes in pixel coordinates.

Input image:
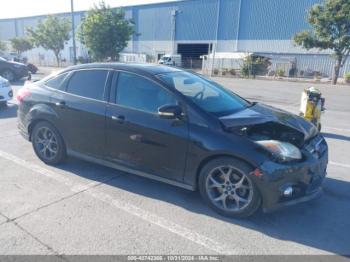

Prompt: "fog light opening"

[283,186,293,197]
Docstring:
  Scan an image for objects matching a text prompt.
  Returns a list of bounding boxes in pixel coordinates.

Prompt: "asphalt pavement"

[0,73,349,257]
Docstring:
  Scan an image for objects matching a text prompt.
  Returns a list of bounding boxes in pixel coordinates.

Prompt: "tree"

[294,0,350,85]
[27,15,70,66]
[0,41,7,52]
[78,1,135,61]
[240,55,271,78]
[10,37,33,55]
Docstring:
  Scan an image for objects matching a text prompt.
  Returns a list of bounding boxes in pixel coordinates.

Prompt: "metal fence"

[202,52,350,80]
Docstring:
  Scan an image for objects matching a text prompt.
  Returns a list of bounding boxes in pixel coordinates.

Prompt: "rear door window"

[66,70,108,101]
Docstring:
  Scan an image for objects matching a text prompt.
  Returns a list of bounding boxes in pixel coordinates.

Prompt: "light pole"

[71,0,77,65]
[171,9,182,54]
[210,0,221,77]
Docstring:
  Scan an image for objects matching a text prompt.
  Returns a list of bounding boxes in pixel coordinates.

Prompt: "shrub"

[77,56,89,64]
[276,69,285,77]
[344,72,350,83]
[213,68,219,75]
[240,55,271,78]
[229,69,236,75]
[222,68,228,76]
[240,64,250,78]
[314,71,322,79]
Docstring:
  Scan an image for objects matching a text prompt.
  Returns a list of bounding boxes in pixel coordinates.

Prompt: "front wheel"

[31,121,66,165]
[199,157,261,218]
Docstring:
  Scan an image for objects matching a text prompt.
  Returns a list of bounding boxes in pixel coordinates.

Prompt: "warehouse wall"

[236,0,325,54]
[0,0,337,70]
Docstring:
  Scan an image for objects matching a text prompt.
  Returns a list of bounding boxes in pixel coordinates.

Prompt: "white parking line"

[0,150,232,254]
[89,190,233,254]
[323,127,350,133]
[329,161,350,169]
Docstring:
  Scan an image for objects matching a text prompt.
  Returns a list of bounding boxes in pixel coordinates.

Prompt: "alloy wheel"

[34,126,59,161]
[205,165,254,212]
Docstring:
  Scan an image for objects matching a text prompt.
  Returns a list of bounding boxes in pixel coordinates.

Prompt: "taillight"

[16,88,31,103]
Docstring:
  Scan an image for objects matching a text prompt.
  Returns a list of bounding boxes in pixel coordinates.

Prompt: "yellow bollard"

[299,87,324,131]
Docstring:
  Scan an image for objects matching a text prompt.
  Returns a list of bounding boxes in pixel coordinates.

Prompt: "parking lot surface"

[0,75,349,256]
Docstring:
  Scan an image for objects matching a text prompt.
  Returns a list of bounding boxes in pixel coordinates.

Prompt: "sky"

[0,0,178,19]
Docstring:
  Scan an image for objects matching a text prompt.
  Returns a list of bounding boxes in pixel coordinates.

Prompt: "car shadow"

[0,103,17,119]
[322,132,350,142]
[55,157,350,256]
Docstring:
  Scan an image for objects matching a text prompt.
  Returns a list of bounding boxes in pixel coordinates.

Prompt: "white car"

[0,76,13,107]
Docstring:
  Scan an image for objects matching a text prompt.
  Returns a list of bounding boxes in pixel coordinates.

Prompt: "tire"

[1,70,16,82]
[0,101,7,108]
[198,157,261,218]
[31,121,66,165]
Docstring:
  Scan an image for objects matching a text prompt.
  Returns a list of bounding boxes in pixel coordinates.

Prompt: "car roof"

[60,63,182,76]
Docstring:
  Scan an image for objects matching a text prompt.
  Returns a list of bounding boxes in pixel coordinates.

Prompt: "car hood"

[219,103,318,143]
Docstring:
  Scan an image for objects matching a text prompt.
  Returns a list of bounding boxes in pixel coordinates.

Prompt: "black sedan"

[0,56,29,82]
[17,63,328,217]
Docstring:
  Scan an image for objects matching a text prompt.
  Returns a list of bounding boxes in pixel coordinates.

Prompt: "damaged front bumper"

[256,135,328,212]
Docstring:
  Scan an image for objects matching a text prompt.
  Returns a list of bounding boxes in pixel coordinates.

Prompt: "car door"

[105,71,189,182]
[51,69,111,158]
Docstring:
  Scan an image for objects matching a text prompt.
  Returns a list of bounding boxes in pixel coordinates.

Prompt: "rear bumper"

[18,122,30,141]
[257,140,328,212]
[17,105,30,141]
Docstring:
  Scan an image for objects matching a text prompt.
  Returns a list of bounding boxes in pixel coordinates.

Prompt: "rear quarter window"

[44,73,69,89]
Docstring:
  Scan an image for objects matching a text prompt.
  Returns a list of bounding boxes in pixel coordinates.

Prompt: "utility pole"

[171,9,177,54]
[71,0,77,65]
[210,0,221,76]
[171,9,182,54]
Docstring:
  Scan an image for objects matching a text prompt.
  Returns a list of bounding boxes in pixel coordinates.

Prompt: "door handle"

[55,101,66,108]
[130,134,143,142]
[111,115,125,123]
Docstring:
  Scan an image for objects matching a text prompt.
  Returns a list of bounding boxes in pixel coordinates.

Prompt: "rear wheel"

[199,157,261,218]
[1,70,16,82]
[31,121,66,165]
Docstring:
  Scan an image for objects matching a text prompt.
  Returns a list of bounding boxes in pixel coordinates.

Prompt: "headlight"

[256,140,302,162]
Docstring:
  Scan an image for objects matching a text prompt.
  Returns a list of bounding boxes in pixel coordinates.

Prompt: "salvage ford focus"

[17,64,328,217]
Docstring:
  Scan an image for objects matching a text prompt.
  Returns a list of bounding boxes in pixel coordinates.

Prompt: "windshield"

[158,71,249,116]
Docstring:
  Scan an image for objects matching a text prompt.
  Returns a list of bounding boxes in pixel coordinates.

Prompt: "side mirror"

[158,104,183,119]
